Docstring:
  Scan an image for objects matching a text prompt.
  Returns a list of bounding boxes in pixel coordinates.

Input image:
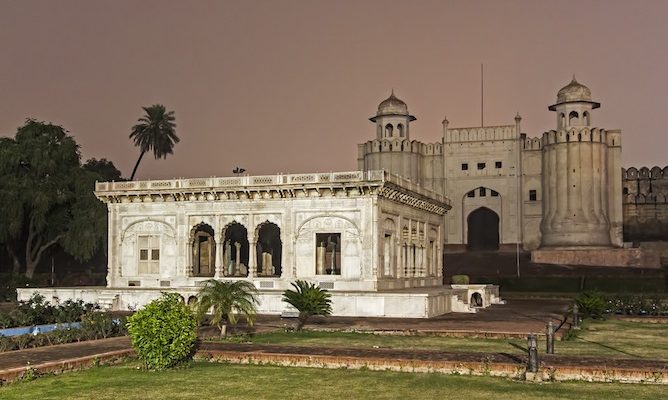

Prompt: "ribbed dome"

[377,90,409,116]
[549,76,600,111]
[556,77,592,103]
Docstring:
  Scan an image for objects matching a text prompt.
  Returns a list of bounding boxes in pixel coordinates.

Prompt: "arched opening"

[467,207,499,251]
[187,296,198,307]
[315,233,341,275]
[191,223,216,277]
[583,111,590,125]
[222,222,250,277]
[559,113,566,127]
[397,123,404,137]
[385,124,393,137]
[256,222,282,277]
[470,292,483,307]
[568,111,579,125]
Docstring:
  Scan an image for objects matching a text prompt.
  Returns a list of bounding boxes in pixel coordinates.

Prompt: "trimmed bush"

[451,275,470,285]
[127,292,197,369]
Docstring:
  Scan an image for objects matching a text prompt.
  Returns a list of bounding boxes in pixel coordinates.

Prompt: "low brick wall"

[0,349,135,384]
[531,248,661,268]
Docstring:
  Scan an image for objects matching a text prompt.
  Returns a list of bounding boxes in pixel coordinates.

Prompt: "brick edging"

[0,348,136,383]
[194,349,668,384]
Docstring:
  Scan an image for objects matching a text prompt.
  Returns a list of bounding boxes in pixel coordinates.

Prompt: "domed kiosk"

[369,91,416,139]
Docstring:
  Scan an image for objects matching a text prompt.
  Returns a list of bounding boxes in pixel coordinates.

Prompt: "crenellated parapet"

[541,127,619,146]
[359,139,443,156]
[623,166,668,180]
[622,166,668,200]
[444,125,517,143]
[522,136,542,151]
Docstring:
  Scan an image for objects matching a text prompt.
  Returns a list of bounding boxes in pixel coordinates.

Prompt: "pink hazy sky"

[1,0,667,180]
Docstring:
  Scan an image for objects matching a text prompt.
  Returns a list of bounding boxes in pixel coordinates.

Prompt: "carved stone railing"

[94,170,448,208]
[95,171,391,192]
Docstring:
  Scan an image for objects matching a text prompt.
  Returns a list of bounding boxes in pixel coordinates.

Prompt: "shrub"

[0,312,12,329]
[127,292,197,369]
[574,291,606,320]
[196,280,259,337]
[451,275,470,285]
[81,312,117,339]
[282,280,332,330]
[54,299,94,323]
[9,293,56,326]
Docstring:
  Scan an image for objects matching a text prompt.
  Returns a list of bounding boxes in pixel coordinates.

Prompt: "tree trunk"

[6,244,22,274]
[25,259,38,280]
[24,218,63,279]
[219,324,227,337]
[129,151,146,181]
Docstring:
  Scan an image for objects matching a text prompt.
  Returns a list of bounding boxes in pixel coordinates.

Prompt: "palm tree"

[196,280,259,336]
[282,280,332,330]
[128,104,179,180]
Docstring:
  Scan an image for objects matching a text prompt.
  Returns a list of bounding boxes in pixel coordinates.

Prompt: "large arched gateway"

[467,207,499,251]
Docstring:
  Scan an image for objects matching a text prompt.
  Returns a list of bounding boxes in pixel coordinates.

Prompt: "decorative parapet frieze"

[94,170,451,214]
[378,183,450,215]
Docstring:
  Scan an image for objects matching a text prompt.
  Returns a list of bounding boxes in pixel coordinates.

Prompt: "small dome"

[377,90,409,116]
[556,76,592,103]
[548,76,600,111]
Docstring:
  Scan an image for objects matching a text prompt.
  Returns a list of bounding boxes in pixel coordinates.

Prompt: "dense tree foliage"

[128,104,179,180]
[0,120,122,278]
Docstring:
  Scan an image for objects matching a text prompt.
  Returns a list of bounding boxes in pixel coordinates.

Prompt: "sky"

[1,0,667,180]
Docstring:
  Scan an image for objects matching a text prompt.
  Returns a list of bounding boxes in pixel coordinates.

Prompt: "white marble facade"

[99,170,449,292]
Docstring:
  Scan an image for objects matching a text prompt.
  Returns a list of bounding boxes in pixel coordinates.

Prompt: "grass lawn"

[1,362,666,400]
[240,319,667,360]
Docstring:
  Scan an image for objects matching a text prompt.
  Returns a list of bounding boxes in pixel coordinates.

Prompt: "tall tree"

[0,120,119,278]
[128,104,179,180]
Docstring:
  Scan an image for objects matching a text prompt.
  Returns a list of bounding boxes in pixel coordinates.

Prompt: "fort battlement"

[444,125,517,143]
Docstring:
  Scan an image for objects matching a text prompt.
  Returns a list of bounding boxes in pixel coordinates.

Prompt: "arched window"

[583,111,590,125]
[397,123,404,137]
[569,111,579,125]
[560,113,566,127]
[385,124,393,137]
[256,222,282,277]
[223,222,250,277]
[191,223,215,277]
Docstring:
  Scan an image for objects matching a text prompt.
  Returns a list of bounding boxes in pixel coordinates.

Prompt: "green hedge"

[476,276,666,293]
[0,313,127,352]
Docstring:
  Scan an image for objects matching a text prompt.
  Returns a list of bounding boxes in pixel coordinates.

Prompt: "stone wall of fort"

[623,166,668,241]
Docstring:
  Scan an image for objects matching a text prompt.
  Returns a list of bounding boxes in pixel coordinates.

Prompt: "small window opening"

[529,190,537,201]
[479,187,486,197]
[491,190,499,197]
[495,161,502,169]
[467,191,475,198]
[461,163,469,171]
[385,124,393,137]
[477,162,486,170]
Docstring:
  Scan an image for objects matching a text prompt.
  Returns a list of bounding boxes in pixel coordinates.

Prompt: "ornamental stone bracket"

[378,184,450,215]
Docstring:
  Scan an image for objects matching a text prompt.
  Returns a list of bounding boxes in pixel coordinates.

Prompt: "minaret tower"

[369,90,416,140]
[358,91,422,183]
[540,77,618,247]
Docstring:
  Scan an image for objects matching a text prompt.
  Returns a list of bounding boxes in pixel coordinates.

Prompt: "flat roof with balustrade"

[94,170,451,212]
